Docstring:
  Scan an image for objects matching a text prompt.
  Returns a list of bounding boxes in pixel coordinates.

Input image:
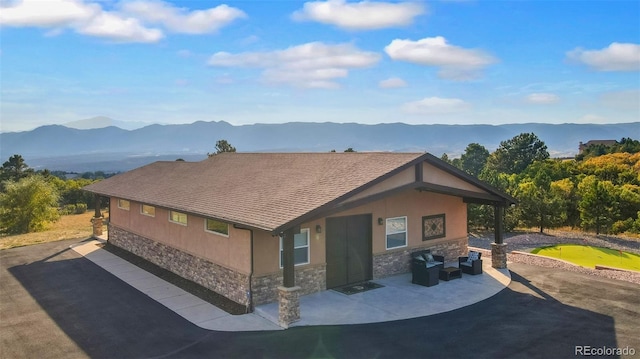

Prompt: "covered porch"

[256,259,511,327]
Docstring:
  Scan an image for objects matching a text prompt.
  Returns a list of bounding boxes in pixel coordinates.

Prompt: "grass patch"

[0,212,99,250]
[532,244,640,272]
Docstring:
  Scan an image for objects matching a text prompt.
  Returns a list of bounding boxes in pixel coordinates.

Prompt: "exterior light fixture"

[378,217,384,225]
[316,224,322,233]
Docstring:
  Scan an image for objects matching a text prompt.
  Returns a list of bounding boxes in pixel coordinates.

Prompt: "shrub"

[61,204,76,215]
[611,218,634,234]
[74,203,87,214]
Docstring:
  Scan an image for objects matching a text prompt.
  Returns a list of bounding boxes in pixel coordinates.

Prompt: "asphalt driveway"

[2,238,639,359]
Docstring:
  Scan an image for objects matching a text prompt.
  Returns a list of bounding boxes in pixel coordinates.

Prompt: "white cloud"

[378,77,407,88]
[402,97,470,114]
[75,11,163,43]
[384,36,496,80]
[208,42,381,88]
[120,1,246,34]
[292,0,425,30]
[567,42,640,71]
[0,0,163,43]
[526,93,560,104]
[0,0,244,42]
[0,0,97,27]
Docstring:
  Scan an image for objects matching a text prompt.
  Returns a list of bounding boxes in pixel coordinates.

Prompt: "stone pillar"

[278,286,301,328]
[491,243,508,269]
[91,217,104,237]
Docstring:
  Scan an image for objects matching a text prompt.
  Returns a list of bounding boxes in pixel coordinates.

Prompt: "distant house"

[84,152,515,325]
[579,140,617,154]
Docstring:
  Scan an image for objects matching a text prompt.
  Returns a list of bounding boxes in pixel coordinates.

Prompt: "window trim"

[385,216,408,250]
[117,199,130,210]
[169,210,188,226]
[279,228,310,268]
[140,204,155,217]
[204,218,229,237]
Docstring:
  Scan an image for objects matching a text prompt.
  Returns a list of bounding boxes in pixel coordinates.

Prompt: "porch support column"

[279,226,301,327]
[91,194,104,238]
[491,205,507,269]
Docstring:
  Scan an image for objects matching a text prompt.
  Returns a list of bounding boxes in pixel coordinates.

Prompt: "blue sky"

[1,0,639,133]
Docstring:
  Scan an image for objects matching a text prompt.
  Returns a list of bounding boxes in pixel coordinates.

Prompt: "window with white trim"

[280,228,310,267]
[205,219,229,236]
[141,204,155,217]
[169,211,187,225]
[117,199,130,210]
[386,216,407,249]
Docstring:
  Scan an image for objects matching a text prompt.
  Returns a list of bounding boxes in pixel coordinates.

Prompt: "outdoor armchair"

[458,251,483,275]
[411,250,444,286]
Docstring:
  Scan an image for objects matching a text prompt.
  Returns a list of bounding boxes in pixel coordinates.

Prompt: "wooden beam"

[415,163,423,182]
[494,205,504,244]
[94,194,102,218]
[282,226,299,288]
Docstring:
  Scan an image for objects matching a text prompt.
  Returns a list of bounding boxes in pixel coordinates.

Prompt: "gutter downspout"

[233,225,254,313]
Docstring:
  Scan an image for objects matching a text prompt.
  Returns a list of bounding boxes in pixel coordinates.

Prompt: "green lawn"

[531,244,640,272]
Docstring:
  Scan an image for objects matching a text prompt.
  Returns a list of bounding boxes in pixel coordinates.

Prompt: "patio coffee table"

[439,267,462,281]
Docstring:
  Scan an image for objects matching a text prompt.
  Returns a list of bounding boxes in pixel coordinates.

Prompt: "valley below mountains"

[1,121,637,173]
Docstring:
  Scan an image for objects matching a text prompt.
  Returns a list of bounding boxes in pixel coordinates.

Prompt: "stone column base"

[491,243,508,269]
[91,217,104,237]
[278,286,301,328]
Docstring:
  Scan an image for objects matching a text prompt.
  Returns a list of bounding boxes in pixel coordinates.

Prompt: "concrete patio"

[255,262,511,327]
[71,239,510,331]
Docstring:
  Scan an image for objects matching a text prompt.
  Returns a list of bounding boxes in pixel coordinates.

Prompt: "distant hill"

[1,121,638,172]
[64,116,152,130]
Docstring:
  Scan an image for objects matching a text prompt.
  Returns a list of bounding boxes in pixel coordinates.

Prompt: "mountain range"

[1,120,638,173]
[63,116,152,131]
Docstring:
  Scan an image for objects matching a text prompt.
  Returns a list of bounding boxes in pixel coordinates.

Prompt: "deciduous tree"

[0,175,60,234]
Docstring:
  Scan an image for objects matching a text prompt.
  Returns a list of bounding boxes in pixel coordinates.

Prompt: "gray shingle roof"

[84,152,426,231]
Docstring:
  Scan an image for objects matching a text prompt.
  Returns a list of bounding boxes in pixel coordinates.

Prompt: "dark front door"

[326,214,372,289]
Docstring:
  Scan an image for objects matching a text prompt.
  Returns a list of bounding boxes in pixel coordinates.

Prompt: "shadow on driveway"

[2,239,638,358]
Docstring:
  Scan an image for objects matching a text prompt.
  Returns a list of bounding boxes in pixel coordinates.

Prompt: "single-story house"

[84,152,516,326]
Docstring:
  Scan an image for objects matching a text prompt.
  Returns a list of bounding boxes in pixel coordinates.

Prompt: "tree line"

[0,154,112,234]
[441,134,640,235]
[1,135,638,236]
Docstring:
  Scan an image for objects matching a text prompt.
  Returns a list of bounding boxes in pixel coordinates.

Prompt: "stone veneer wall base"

[109,225,250,306]
[278,286,301,328]
[252,264,326,305]
[373,237,468,279]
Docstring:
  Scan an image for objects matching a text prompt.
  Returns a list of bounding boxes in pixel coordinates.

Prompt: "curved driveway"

[2,238,639,358]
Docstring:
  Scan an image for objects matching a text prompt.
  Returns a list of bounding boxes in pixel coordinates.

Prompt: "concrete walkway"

[71,240,510,331]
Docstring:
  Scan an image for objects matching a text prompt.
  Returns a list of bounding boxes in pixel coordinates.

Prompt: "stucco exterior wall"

[251,218,327,304]
[330,189,467,255]
[422,162,488,194]
[109,197,251,274]
[251,188,468,277]
[343,166,415,203]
